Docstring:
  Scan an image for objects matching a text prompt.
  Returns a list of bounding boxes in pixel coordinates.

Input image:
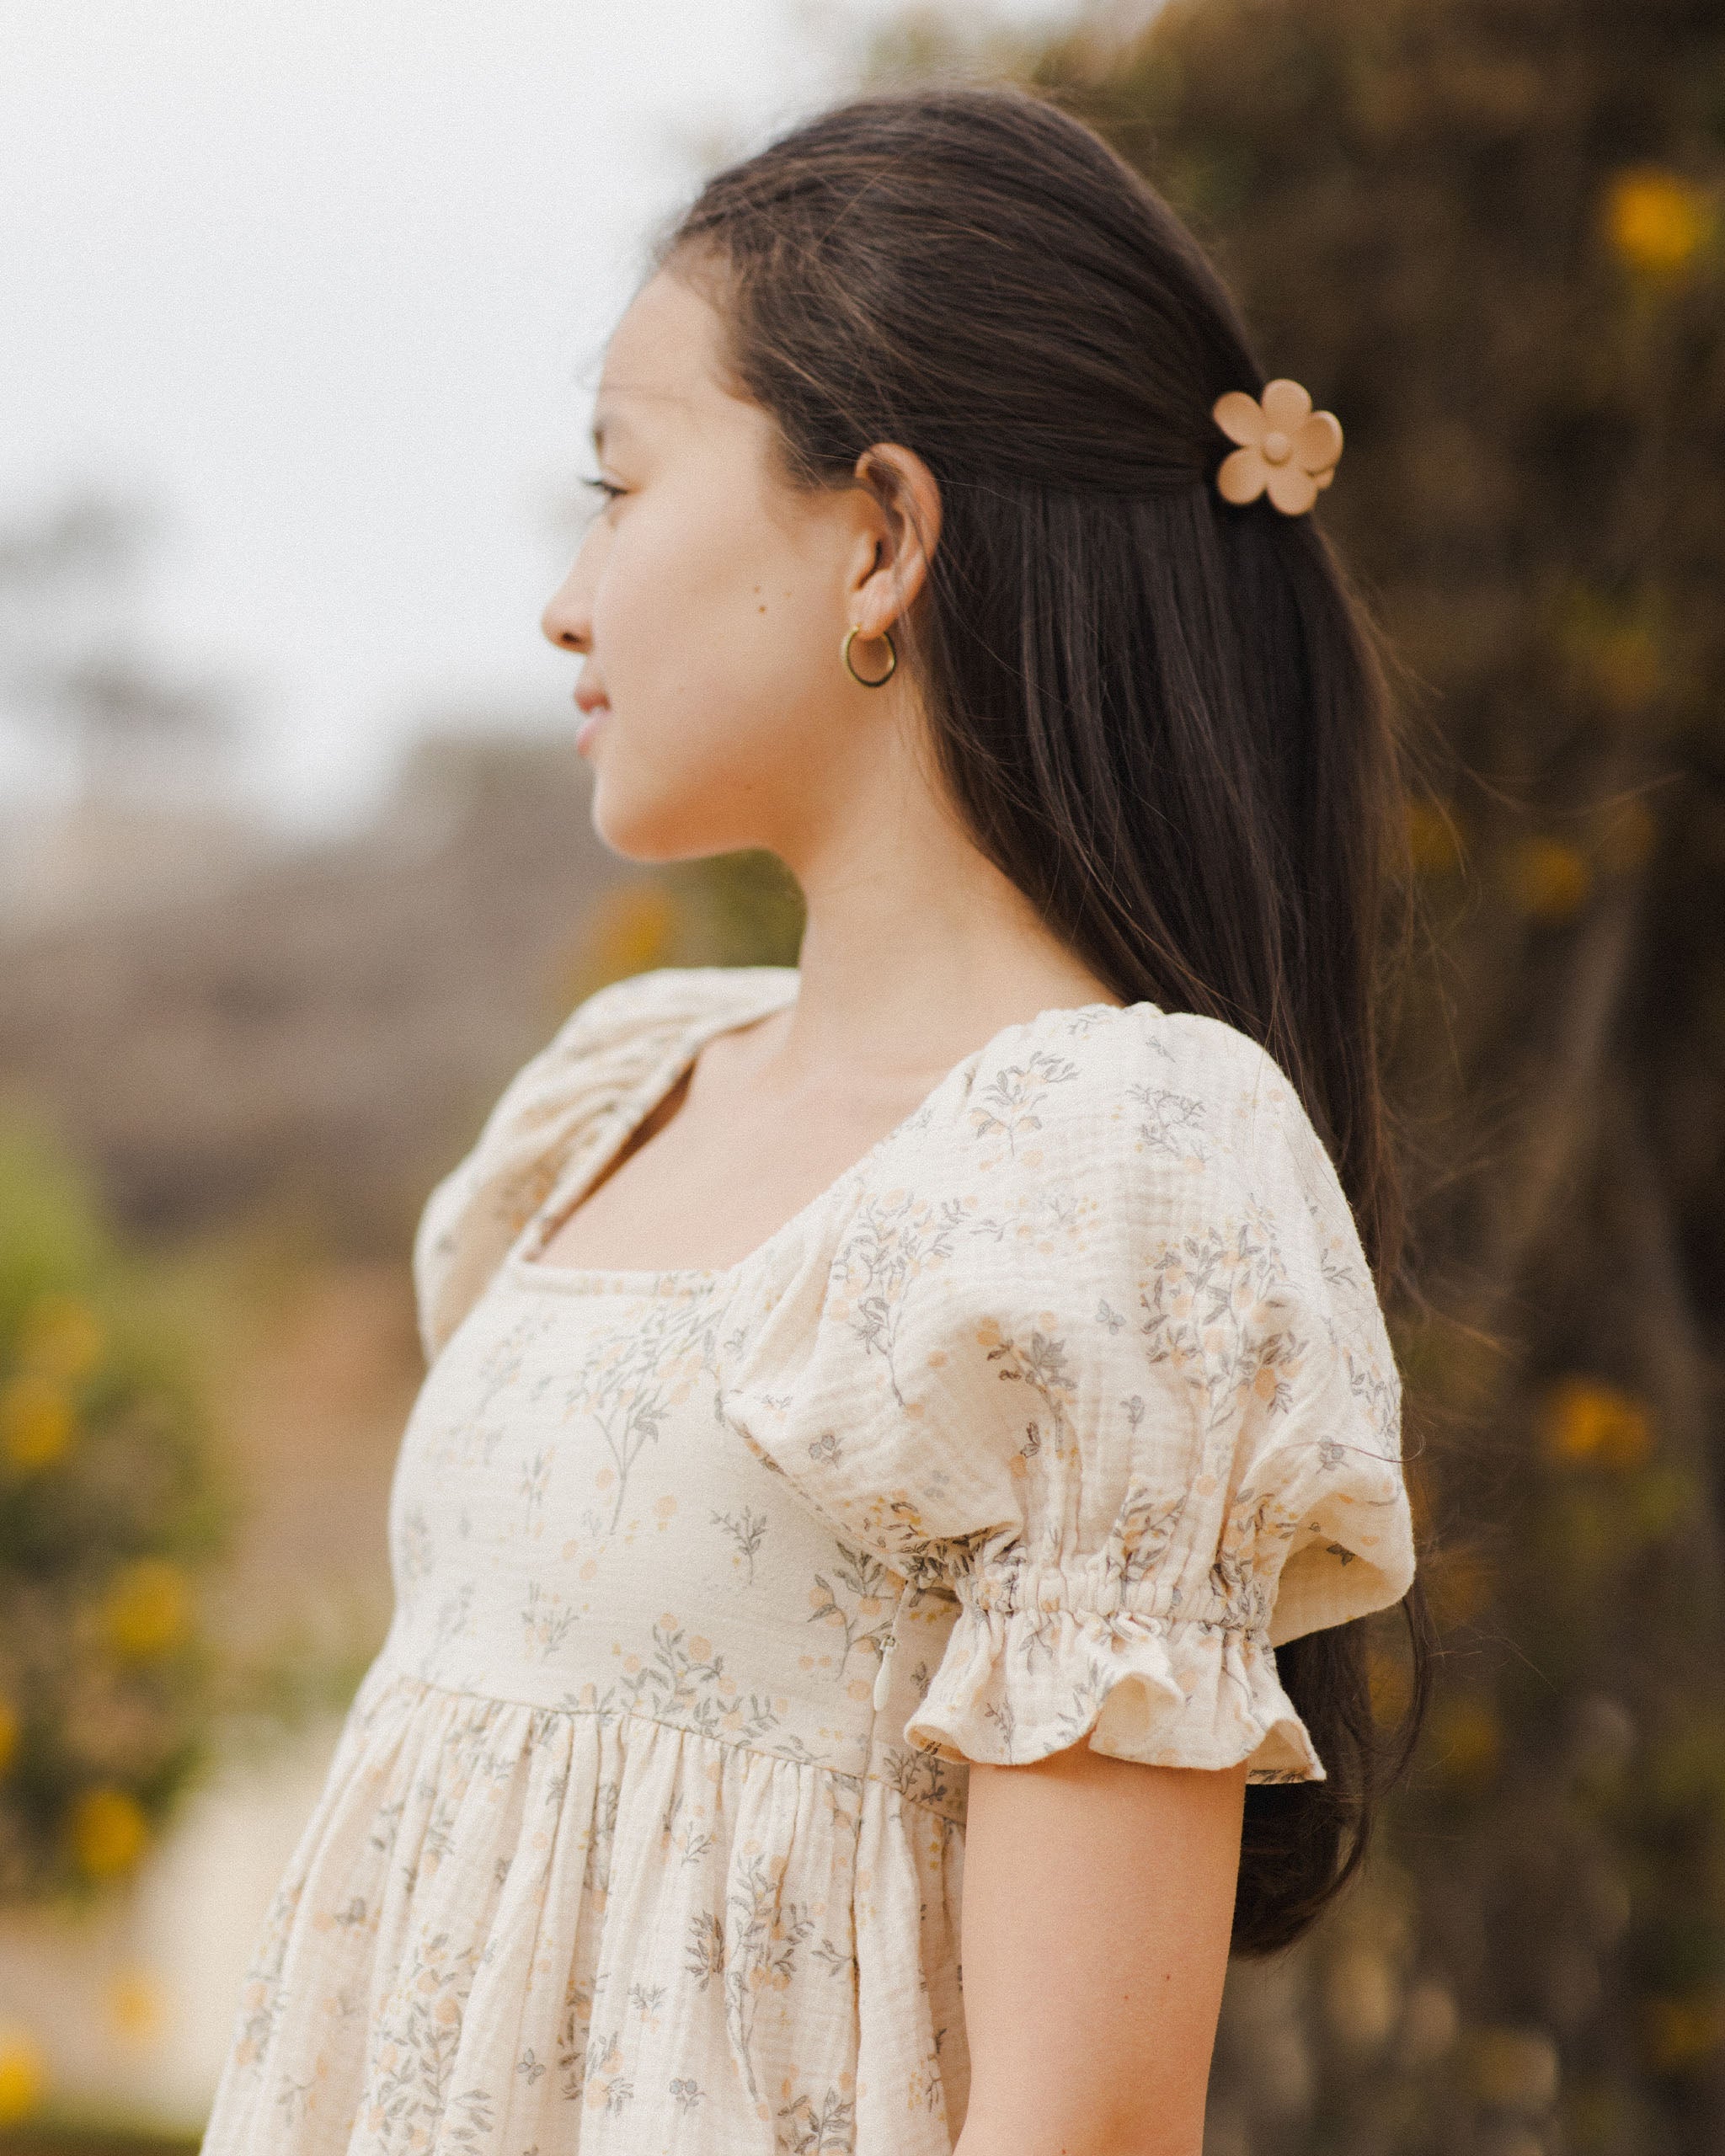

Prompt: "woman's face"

[541,265,914,864]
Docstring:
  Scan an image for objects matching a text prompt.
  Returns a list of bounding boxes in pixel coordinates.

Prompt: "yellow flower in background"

[1506,836,1591,921]
[1605,167,1714,277]
[0,1374,74,1470]
[590,880,680,982]
[103,1557,194,1660]
[0,2024,47,2122]
[1644,1990,1725,2072]
[17,1293,104,1383]
[547,878,682,1016]
[0,1695,16,1776]
[68,1785,151,1878]
[1407,796,1464,875]
[1543,1376,1653,1469]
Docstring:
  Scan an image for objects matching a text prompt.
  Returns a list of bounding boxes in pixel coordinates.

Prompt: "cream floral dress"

[199,963,1416,2156]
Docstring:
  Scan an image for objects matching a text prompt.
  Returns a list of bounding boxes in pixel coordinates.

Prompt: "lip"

[574,700,610,754]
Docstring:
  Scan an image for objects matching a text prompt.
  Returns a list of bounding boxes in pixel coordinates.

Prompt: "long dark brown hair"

[652,79,1434,1957]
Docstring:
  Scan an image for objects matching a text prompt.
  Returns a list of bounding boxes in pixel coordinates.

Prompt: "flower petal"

[1266,461,1320,515]
[1212,391,1267,447]
[1216,446,1269,504]
[1293,410,1343,475]
[1261,379,1315,434]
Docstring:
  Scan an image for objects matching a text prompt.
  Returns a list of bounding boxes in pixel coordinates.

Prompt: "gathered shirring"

[951,1550,1269,1637]
[902,1568,1323,1779]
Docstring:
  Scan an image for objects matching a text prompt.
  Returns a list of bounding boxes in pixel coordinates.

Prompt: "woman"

[201,81,1428,2156]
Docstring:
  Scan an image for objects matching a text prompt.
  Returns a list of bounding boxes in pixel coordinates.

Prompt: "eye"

[580,473,625,505]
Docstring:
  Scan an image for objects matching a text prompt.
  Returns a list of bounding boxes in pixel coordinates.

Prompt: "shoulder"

[867,995,1342,1250]
[715,995,1413,1692]
[911,998,1396,1430]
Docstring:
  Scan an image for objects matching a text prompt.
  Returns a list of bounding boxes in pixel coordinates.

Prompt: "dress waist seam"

[362,1660,969,1824]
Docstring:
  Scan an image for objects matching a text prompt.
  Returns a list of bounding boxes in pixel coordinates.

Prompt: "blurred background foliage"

[2,0,1721,2148]
[997,1,1722,2152]
[0,1120,232,1911]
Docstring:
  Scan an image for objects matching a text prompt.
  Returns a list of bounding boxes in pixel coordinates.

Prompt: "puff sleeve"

[716,1004,1415,1784]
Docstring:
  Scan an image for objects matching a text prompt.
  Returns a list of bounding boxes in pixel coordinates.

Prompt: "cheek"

[594,494,832,747]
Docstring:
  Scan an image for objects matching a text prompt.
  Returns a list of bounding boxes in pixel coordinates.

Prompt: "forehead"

[592,270,734,446]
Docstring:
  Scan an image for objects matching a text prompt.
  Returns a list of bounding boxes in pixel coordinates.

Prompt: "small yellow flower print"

[1506,836,1591,921]
[1407,797,1465,873]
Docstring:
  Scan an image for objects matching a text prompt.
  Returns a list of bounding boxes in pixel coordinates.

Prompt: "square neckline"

[505,970,1141,1298]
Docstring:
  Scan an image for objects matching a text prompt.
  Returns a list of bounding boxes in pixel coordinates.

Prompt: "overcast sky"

[2,0,1089,835]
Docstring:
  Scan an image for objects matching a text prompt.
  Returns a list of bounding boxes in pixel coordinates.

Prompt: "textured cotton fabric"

[200,963,1416,2156]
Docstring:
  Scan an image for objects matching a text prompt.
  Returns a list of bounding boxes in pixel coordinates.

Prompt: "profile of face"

[540,265,939,867]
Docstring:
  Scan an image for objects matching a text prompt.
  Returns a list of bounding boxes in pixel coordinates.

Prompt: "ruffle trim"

[900,1588,1326,1785]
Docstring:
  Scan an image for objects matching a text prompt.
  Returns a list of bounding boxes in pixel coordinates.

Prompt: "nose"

[540,553,592,655]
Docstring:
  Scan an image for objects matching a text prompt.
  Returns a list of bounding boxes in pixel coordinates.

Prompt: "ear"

[846,442,943,638]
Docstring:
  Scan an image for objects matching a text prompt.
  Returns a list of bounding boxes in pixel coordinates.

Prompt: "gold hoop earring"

[841,622,898,688]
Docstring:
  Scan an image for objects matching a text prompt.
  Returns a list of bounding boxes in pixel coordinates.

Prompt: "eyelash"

[581,474,624,504]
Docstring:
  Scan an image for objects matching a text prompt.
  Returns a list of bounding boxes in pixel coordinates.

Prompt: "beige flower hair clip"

[1212,377,1343,515]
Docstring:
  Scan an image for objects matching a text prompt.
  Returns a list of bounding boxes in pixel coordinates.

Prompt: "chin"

[589,782,725,867]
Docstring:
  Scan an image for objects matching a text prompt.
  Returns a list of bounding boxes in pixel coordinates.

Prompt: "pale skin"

[538,261,1247,2156]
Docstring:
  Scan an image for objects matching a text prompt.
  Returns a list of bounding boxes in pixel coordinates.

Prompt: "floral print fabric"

[200,964,1415,2156]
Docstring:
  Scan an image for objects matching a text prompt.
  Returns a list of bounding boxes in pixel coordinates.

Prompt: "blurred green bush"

[0,1116,237,1913]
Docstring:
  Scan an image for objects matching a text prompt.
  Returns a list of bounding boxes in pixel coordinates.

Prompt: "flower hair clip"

[1211,377,1343,515]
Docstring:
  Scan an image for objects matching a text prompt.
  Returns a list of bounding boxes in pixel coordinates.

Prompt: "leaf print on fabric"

[615,1615,785,1744]
[223,1872,300,2079]
[557,1289,729,1535]
[685,1904,727,1985]
[557,1965,609,2102]
[361,1924,491,2153]
[805,1541,903,1699]
[660,1785,718,1868]
[1128,1081,1214,1164]
[582,2028,634,2115]
[964,1043,1081,1161]
[712,1502,769,1583]
[827,1187,965,1412]
[1138,1213,1300,1454]
[721,1850,815,2104]
[519,1446,553,1536]
[629,1980,667,2026]
[876,1741,968,1816]
[777,2080,858,2153]
[520,1580,579,1661]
